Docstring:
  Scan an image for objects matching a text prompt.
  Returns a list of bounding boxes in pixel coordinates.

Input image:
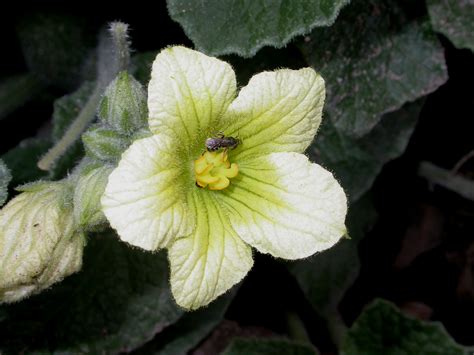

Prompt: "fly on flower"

[101,46,348,310]
[205,133,241,152]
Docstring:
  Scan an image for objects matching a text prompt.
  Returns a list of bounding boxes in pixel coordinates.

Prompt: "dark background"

[0,1,473,353]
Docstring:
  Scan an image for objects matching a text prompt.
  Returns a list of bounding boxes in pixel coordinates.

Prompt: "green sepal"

[73,164,114,231]
[82,124,130,163]
[98,71,147,134]
[0,159,11,207]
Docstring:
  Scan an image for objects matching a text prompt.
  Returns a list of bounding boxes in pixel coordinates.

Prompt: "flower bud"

[74,165,113,230]
[98,71,147,134]
[0,182,85,303]
[82,124,129,163]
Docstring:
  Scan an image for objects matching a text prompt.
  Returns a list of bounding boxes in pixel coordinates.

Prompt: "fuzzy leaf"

[302,0,447,137]
[3,81,99,186]
[1,138,50,186]
[0,73,44,120]
[167,0,350,57]
[137,292,235,355]
[312,100,424,202]
[0,233,183,353]
[341,299,467,355]
[131,51,158,84]
[16,13,94,89]
[222,338,317,355]
[427,0,474,52]
[0,159,11,206]
[288,196,376,317]
[224,47,307,87]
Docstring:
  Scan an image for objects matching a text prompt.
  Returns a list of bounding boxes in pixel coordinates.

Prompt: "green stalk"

[37,21,131,172]
[37,86,102,171]
[326,311,348,348]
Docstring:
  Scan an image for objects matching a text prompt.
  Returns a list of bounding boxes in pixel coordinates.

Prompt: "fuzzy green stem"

[37,86,102,171]
[419,161,474,201]
[286,311,311,344]
[37,22,131,172]
[109,22,130,72]
[326,311,348,348]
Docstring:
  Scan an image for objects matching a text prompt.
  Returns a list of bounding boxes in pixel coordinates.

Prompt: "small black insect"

[205,133,241,152]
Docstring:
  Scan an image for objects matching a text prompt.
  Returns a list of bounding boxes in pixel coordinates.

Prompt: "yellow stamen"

[194,151,239,190]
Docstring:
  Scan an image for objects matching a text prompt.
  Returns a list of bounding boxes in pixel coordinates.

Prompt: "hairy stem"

[110,22,131,72]
[37,86,102,171]
[327,311,348,348]
[37,22,131,172]
[419,161,474,201]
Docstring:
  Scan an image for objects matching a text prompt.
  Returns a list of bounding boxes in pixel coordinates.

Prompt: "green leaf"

[313,100,424,202]
[427,0,474,52]
[341,299,468,355]
[0,159,11,206]
[1,138,50,186]
[131,51,158,84]
[302,0,447,137]
[0,73,44,120]
[138,292,235,355]
[167,0,350,57]
[288,196,377,318]
[222,338,317,355]
[0,233,183,353]
[16,13,94,89]
[224,47,306,87]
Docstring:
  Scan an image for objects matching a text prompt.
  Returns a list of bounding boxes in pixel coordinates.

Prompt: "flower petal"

[225,68,325,161]
[101,133,193,251]
[148,46,237,150]
[217,152,347,259]
[168,190,253,310]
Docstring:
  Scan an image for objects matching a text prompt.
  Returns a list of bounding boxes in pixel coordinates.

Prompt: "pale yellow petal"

[225,68,325,161]
[218,152,347,259]
[148,46,237,152]
[101,133,194,251]
[169,190,253,310]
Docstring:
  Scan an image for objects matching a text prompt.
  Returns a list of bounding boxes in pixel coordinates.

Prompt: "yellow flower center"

[194,151,239,190]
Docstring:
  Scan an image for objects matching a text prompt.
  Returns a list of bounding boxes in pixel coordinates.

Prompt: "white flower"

[102,46,347,309]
